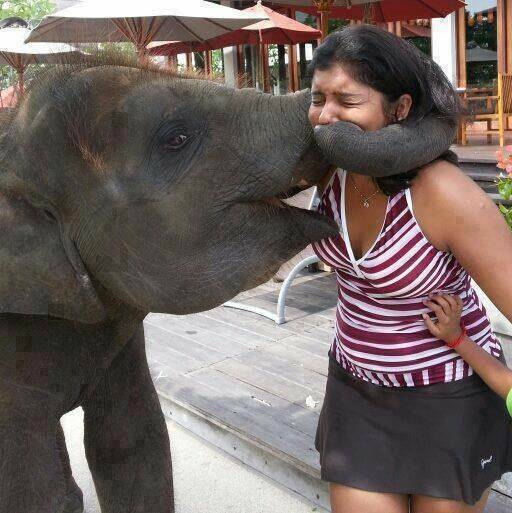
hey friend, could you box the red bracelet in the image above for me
[446,321,466,349]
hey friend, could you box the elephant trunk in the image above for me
[313,116,457,177]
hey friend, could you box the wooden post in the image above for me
[286,7,300,94]
[204,51,212,75]
[387,22,395,34]
[395,21,402,37]
[316,16,323,45]
[506,0,512,129]
[320,10,329,40]
[185,52,193,72]
[259,43,271,93]
[498,0,506,75]
[456,7,467,88]
[313,0,334,40]
[236,45,244,87]
[287,44,299,92]
[507,0,512,73]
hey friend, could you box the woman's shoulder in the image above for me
[413,158,470,191]
[411,158,488,207]
[408,158,491,252]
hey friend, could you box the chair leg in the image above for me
[487,120,492,144]
[499,114,505,147]
[461,122,467,146]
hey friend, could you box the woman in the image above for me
[309,25,512,513]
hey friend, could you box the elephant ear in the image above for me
[313,116,457,177]
[0,193,106,323]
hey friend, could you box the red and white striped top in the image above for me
[312,169,502,387]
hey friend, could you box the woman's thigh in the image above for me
[330,483,409,513]
[410,487,491,513]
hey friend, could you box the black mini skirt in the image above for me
[315,356,512,505]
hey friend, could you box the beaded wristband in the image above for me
[446,321,466,349]
[507,388,512,418]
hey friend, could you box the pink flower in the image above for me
[507,164,512,175]
[505,145,512,152]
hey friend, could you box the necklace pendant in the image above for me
[363,200,370,208]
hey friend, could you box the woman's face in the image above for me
[308,63,408,131]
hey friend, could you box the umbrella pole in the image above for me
[16,67,24,96]
[313,0,334,41]
[136,44,148,65]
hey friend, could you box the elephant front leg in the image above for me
[82,325,174,513]
[0,382,81,513]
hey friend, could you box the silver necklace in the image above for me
[349,173,380,208]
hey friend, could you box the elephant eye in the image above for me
[166,134,189,150]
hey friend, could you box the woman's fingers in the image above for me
[424,299,449,323]
[422,313,439,335]
[441,294,458,311]
[430,295,452,316]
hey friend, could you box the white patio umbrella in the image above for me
[0,26,84,94]
[25,0,268,61]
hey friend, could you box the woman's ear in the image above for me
[395,94,413,121]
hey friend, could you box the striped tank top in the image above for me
[312,168,502,387]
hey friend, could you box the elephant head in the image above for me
[0,60,455,322]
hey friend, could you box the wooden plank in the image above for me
[201,307,296,341]
[152,311,275,347]
[264,343,328,375]
[186,366,320,436]
[145,314,250,356]
[145,342,205,376]
[237,348,327,394]
[144,322,227,364]
[149,361,321,471]
[213,357,325,406]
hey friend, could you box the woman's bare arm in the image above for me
[416,161,512,323]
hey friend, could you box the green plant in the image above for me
[496,146,512,230]
[0,0,53,25]
[0,0,54,89]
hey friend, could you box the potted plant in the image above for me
[496,146,512,230]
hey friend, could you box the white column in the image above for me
[431,14,458,86]
[220,0,239,87]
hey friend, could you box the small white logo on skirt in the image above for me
[481,455,493,469]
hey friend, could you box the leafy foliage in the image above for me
[0,0,53,25]
[0,0,54,89]
[496,147,512,230]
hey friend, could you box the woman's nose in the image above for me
[317,105,341,125]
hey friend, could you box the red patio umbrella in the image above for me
[148,1,320,52]
[269,0,464,38]
[149,1,321,91]
[273,0,464,21]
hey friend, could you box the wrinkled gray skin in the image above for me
[0,62,454,513]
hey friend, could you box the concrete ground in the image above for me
[61,408,325,513]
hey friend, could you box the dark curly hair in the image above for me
[309,25,463,195]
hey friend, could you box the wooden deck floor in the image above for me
[145,271,511,512]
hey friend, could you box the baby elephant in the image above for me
[0,59,454,513]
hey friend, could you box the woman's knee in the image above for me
[329,483,409,513]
